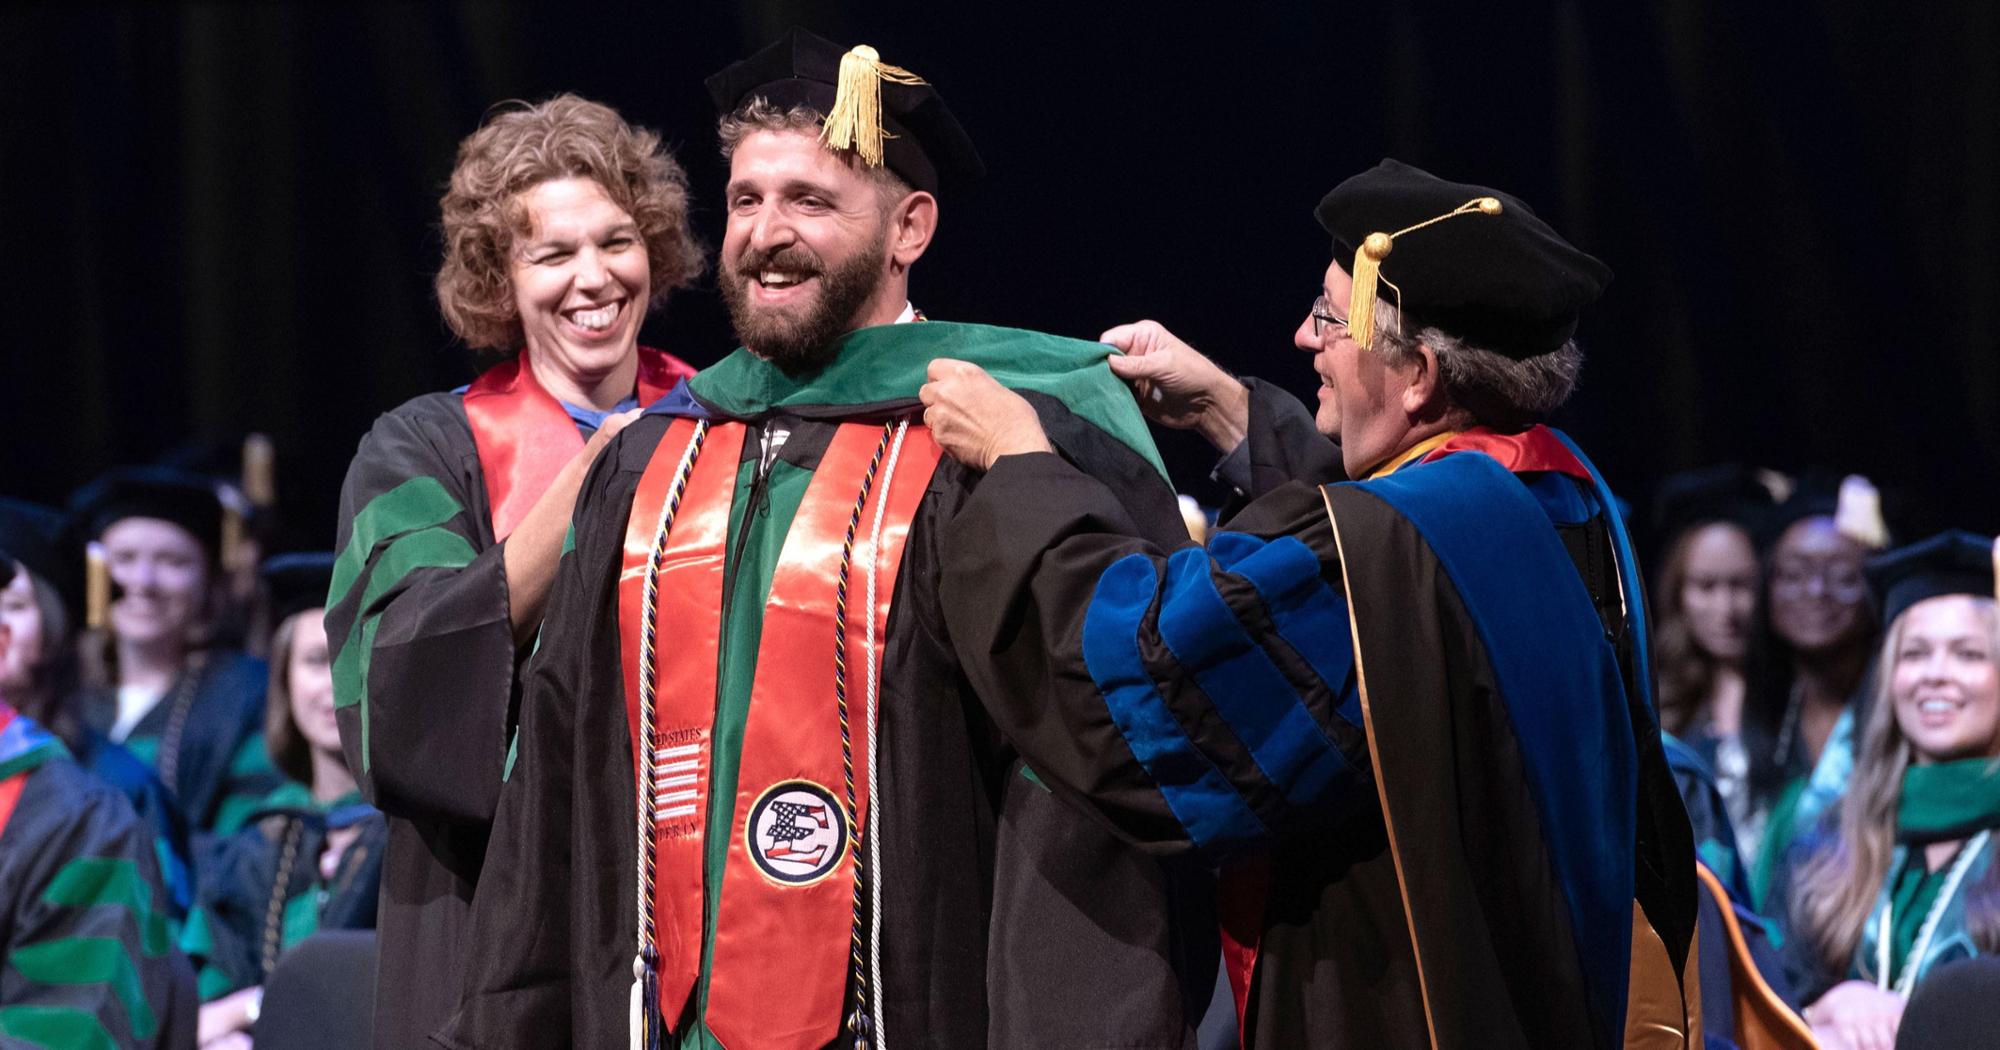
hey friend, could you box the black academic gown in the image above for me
[183,792,387,999]
[1,720,196,1049]
[76,649,277,837]
[327,392,518,1049]
[936,382,1698,1049]
[440,391,1215,1050]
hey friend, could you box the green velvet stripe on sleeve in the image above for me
[329,476,464,613]
[0,1005,120,1050]
[329,525,479,774]
[331,525,480,711]
[8,938,156,1040]
[41,857,171,958]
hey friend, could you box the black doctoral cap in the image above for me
[1760,469,1889,553]
[705,28,985,196]
[68,466,226,560]
[1650,464,1784,549]
[0,498,81,618]
[261,551,335,627]
[1315,159,1613,360]
[1865,530,1998,628]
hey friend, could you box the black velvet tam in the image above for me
[68,466,225,558]
[1316,159,1612,359]
[0,497,73,606]
[261,551,336,626]
[1865,530,1996,628]
[1650,464,1781,546]
[704,27,984,195]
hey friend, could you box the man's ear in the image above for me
[889,190,938,272]
[1398,340,1444,417]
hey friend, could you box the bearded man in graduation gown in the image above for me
[439,30,1213,1050]
[919,160,1702,1048]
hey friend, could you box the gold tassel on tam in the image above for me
[820,44,928,168]
[242,433,276,509]
[1347,196,1504,350]
[1347,232,1395,350]
[86,544,111,629]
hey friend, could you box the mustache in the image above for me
[731,245,823,277]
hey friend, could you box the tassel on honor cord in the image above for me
[630,951,663,1050]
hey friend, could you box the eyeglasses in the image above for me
[1770,561,1868,603]
[1310,293,1349,339]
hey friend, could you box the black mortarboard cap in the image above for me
[1652,465,1783,544]
[1315,159,1612,359]
[1758,469,1888,552]
[261,552,335,626]
[1865,531,1998,628]
[705,28,984,195]
[0,498,80,618]
[68,466,226,560]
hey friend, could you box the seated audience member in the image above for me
[1785,531,2000,1049]
[1649,465,1781,897]
[67,469,281,836]
[0,496,195,920]
[0,560,195,1049]
[183,554,384,1048]
[1742,474,1886,888]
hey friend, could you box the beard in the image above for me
[721,227,889,375]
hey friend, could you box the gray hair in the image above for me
[1370,302,1583,429]
[717,96,913,210]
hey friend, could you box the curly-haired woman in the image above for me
[326,94,701,1046]
[1785,531,2000,1050]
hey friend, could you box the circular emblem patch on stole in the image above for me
[745,780,849,885]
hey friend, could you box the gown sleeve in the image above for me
[941,431,1373,863]
[0,761,191,1050]
[437,425,650,1050]
[328,396,518,827]
[1235,377,1346,500]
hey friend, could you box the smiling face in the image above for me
[284,609,341,758]
[100,518,208,647]
[719,129,916,371]
[1294,260,1425,476]
[1678,522,1760,663]
[1890,595,2000,764]
[509,177,650,402]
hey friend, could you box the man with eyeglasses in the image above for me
[919,159,1701,1047]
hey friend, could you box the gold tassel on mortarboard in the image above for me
[86,544,111,630]
[221,434,275,582]
[242,434,275,509]
[1348,197,1504,350]
[820,45,928,169]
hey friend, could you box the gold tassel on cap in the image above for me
[1348,196,1504,350]
[223,433,275,586]
[242,433,276,509]
[87,543,111,629]
[220,492,249,580]
[820,44,928,168]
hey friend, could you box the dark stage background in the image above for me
[4,2,1996,555]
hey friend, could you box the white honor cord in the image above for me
[864,418,909,1050]
[1877,828,1990,995]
